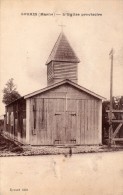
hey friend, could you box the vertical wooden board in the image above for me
[54,113,65,143]
[23,119,26,139]
[26,99,30,144]
[8,112,10,133]
[76,100,80,144]
[93,100,96,144]
[92,100,95,144]
[47,99,52,144]
[68,113,72,142]
[52,99,56,144]
[41,99,48,144]
[67,99,77,111]
[55,115,59,140]
[48,99,55,144]
[36,98,41,145]
[37,99,41,144]
[97,101,100,144]
[89,100,92,144]
[45,99,50,144]
[46,99,49,143]
[87,100,91,144]
[54,98,66,144]
[94,101,98,144]
[4,115,6,132]
[58,98,65,111]
[30,99,33,144]
[92,101,94,144]
[93,100,97,144]
[30,98,37,145]
[90,100,95,144]
[62,114,66,144]
[96,101,99,144]
[35,98,39,145]
[35,98,39,144]
[91,100,95,144]
[55,114,58,142]
[67,112,72,143]
[84,100,88,144]
[54,99,58,143]
[38,98,42,131]
[66,112,70,143]
[98,101,102,144]
[15,119,18,138]
[38,98,48,145]
[67,99,78,143]
[36,99,40,145]
[72,114,77,141]
[13,106,16,137]
[37,98,42,144]
[80,100,85,144]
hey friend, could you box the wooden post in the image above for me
[65,94,68,112]
[109,48,114,147]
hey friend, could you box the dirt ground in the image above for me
[0,134,123,157]
[1,152,123,195]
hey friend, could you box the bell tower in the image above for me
[46,32,80,86]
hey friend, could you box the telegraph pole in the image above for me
[109,48,114,147]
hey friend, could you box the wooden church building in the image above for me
[4,32,105,145]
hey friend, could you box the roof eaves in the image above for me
[24,79,106,100]
[66,80,106,100]
[24,80,66,99]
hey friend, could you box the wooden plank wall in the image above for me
[54,62,77,80]
[5,99,26,143]
[30,97,101,145]
[78,99,99,145]
[29,83,102,145]
[47,61,78,85]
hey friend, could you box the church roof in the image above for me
[46,32,80,65]
[24,79,106,100]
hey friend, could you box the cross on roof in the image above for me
[58,24,66,32]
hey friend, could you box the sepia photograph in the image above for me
[0,0,123,194]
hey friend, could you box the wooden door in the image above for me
[54,111,77,144]
[66,111,77,144]
[66,99,78,144]
[53,98,80,144]
[54,112,65,144]
[54,98,78,144]
[54,98,66,144]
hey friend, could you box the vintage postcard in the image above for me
[0,0,123,195]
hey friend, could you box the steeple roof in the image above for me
[46,32,80,65]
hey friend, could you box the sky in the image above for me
[0,0,123,115]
